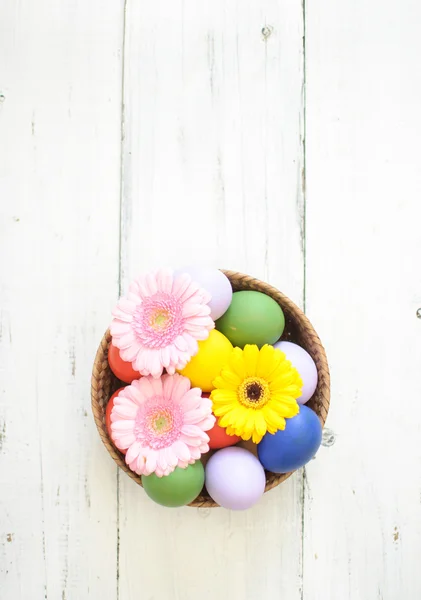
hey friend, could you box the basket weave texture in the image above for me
[91,270,330,508]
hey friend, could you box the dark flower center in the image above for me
[246,383,263,401]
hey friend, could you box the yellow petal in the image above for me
[254,410,268,438]
[243,411,257,439]
[211,389,237,404]
[269,373,291,392]
[229,347,246,379]
[220,368,241,390]
[255,344,276,379]
[230,406,249,431]
[262,404,287,432]
[219,412,235,428]
[243,345,259,376]
[271,397,300,418]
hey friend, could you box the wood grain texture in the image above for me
[304,0,421,598]
[3,0,421,596]
[0,1,123,598]
[119,1,305,599]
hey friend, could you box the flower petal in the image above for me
[156,268,173,293]
[125,441,142,464]
[229,347,246,379]
[172,440,191,462]
[243,345,259,377]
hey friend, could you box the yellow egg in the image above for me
[179,330,233,391]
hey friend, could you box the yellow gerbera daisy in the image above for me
[210,344,303,444]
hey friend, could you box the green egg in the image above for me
[141,461,205,507]
[215,290,285,348]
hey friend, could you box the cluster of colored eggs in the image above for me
[106,267,323,510]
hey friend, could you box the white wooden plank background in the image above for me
[1,0,420,598]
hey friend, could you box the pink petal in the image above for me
[110,321,132,336]
[145,272,158,296]
[180,434,202,447]
[147,349,164,378]
[123,382,145,406]
[184,327,211,341]
[171,374,192,401]
[181,333,198,355]
[172,273,192,300]
[165,446,178,468]
[111,419,136,432]
[127,294,142,309]
[181,424,208,439]
[135,276,151,299]
[172,440,191,462]
[189,447,201,460]
[111,403,138,420]
[199,289,212,304]
[178,281,202,304]
[196,415,216,431]
[157,450,167,472]
[136,453,147,474]
[162,374,175,400]
[136,375,158,400]
[116,298,137,315]
[111,308,133,324]
[182,301,209,318]
[116,330,137,349]
[145,451,158,474]
[120,342,141,363]
[115,433,136,449]
[183,406,213,424]
[175,388,201,408]
[160,346,171,368]
[156,268,173,293]
[174,335,188,352]
[174,352,191,370]
[149,376,163,397]
[127,454,138,473]
[125,441,142,464]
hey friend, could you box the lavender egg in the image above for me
[274,341,318,404]
[205,447,266,510]
[174,266,232,321]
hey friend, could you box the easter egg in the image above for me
[175,266,233,320]
[274,341,318,404]
[257,406,322,473]
[108,342,141,384]
[215,291,285,348]
[208,421,241,449]
[201,392,240,449]
[106,388,127,455]
[141,461,205,507]
[205,447,266,510]
[179,330,233,391]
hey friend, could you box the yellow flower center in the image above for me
[150,309,170,331]
[238,377,271,409]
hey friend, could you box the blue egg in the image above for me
[257,406,322,473]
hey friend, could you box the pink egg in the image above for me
[274,341,318,404]
[174,266,232,321]
[205,447,266,510]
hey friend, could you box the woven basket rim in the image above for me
[91,270,331,508]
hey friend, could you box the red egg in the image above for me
[203,393,241,449]
[105,388,127,455]
[108,342,141,383]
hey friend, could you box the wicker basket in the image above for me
[91,270,330,508]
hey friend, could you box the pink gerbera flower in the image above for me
[110,374,215,477]
[110,268,214,378]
